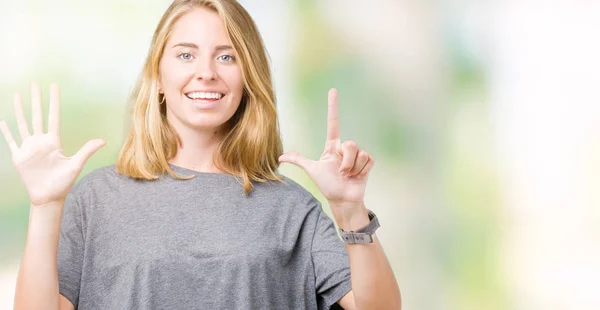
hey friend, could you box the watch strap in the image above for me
[339,209,380,244]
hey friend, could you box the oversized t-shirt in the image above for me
[57,164,352,309]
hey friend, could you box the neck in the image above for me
[167,122,225,174]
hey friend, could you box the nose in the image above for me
[194,58,217,81]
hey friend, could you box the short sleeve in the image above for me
[57,191,85,307]
[310,202,353,310]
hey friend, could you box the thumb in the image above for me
[278,152,314,171]
[73,139,106,166]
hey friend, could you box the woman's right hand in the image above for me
[0,83,106,208]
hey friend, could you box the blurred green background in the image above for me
[2,1,600,309]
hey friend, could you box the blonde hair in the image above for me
[116,0,283,194]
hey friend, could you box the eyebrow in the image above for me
[171,42,233,51]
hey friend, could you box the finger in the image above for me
[73,139,106,166]
[13,93,31,141]
[0,121,19,154]
[31,83,44,135]
[48,83,60,135]
[348,149,370,177]
[356,155,375,179]
[338,140,358,175]
[278,152,316,172]
[326,88,340,143]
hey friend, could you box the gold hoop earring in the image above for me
[159,94,166,104]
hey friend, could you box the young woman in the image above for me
[4,0,401,309]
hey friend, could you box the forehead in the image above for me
[168,7,231,46]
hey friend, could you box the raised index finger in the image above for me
[326,88,340,142]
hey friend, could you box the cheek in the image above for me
[161,60,193,88]
[224,67,244,95]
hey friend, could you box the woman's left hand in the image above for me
[278,88,375,210]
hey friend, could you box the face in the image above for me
[158,7,244,133]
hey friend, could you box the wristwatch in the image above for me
[339,209,380,244]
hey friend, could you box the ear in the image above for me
[158,81,163,94]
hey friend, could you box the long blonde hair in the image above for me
[116,0,283,194]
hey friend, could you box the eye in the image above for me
[177,52,194,61]
[218,54,235,62]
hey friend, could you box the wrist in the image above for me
[330,202,370,231]
[30,199,65,211]
[28,201,65,239]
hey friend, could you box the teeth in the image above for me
[186,92,223,100]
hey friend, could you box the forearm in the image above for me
[332,203,401,310]
[14,201,64,310]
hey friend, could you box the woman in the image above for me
[3,0,401,309]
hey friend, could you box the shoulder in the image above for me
[251,174,321,209]
[70,164,129,198]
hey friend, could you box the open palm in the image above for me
[0,83,105,206]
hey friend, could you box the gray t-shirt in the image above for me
[58,164,352,310]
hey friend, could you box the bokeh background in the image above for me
[1,0,600,309]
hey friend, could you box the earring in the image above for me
[159,94,166,104]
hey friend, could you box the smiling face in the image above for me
[158,6,244,133]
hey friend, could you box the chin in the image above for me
[186,117,229,131]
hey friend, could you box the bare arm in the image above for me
[14,201,74,310]
[334,205,401,310]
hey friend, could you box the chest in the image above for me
[83,193,306,270]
